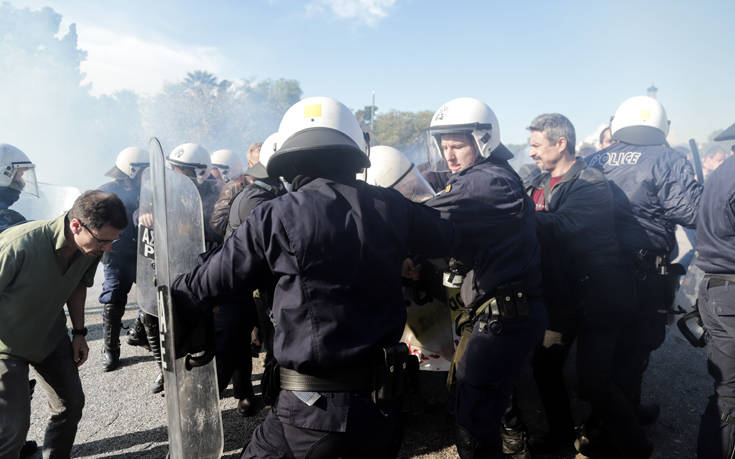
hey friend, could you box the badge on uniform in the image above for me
[445,184,451,193]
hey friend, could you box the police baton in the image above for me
[688,138,705,183]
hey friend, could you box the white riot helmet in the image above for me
[610,96,670,146]
[366,145,435,203]
[210,149,244,183]
[0,143,38,196]
[106,146,149,180]
[428,97,509,172]
[167,142,212,184]
[247,132,280,179]
[269,97,370,180]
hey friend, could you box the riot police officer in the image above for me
[142,142,220,393]
[586,96,702,418]
[210,148,244,190]
[98,146,149,371]
[695,130,735,458]
[171,96,457,458]
[0,143,40,458]
[424,98,547,458]
[0,143,38,231]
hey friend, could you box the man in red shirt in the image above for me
[524,114,652,458]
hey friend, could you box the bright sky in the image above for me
[9,0,735,146]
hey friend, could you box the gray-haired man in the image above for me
[525,113,651,457]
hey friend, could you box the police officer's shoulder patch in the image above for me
[445,184,451,193]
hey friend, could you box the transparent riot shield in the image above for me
[135,168,157,315]
[149,137,223,459]
[12,182,80,220]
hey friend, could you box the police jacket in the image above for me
[196,179,223,246]
[171,177,456,373]
[586,142,702,254]
[226,178,284,237]
[0,208,25,233]
[695,155,735,274]
[426,153,543,305]
[98,179,140,262]
[209,174,255,238]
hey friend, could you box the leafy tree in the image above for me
[141,74,302,158]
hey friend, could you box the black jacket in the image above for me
[586,142,702,254]
[527,158,623,331]
[696,155,735,274]
[528,158,622,278]
[172,178,456,373]
[426,155,543,305]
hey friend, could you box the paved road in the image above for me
[25,276,709,458]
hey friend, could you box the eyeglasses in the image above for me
[79,221,118,246]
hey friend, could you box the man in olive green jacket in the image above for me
[0,190,127,458]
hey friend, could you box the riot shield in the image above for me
[12,182,80,221]
[400,258,463,372]
[401,295,455,371]
[149,137,223,459]
[135,168,157,315]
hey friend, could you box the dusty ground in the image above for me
[25,276,709,458]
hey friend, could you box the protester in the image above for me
[0,191,126,458]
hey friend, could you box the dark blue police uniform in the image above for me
[586,141,702,406]
[97,180,141,306]
[426,152,547,458]
[695,155,735,459]
[0,207,25,233]
[172,177,456,458]
[0,186,27,232]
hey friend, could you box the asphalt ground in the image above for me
[25,276,710,459]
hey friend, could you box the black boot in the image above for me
[101,303,125,371]
[142,313,164,394]
[501,424,531,459]
[456,424,493,459]
[127,314,150,350]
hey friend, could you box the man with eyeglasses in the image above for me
[0,190,127,458]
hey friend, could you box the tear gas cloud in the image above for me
[0,4,298,191]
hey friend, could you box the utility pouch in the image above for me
[372,343,416,403]
[494,281,529,322]
[261,359,281,406]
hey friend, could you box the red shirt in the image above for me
[532,176,563,212]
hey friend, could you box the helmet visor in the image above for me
[393,166,436,203]
[9,163,38,197]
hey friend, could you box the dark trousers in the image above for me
[534,268,648,455]
[454,301,546,458]
[98,259,136,306]
[698,277,735,459]
[243,391,401,459]
[628,270,678,406]
[215,303,255,399]
[0,336,85,458]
